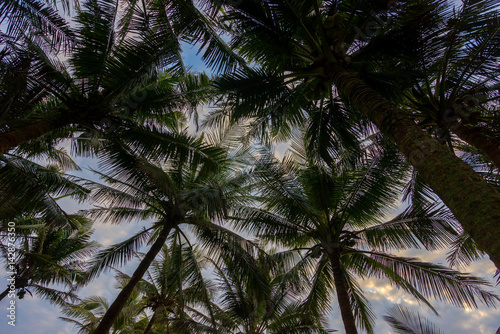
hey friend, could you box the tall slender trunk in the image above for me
[449,122,500,169]
[0,288,10,301]
[329,64,500,269]
[0,116,74,152]
[329,252,358,334]
[143,308,158,334]
[93,223,173,334]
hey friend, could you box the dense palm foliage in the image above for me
[0,0,499,333]
[210,0,500,269]
[0,214,98,304]
[378,0,500,182]
[209,250,331,333]
[0,0,241,153]
[229,144,498,333]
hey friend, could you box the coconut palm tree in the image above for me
[62,238,219,334]
[114,238,221,334]
[0,0,242,154]
[211,0,500,269]
[230,143,499,334]
[362,0,500,170]
[0,215,98,305]
[209,250,332,334]
[0,143,97,304]
[81,128,261,333]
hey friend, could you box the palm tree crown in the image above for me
[231,143,499,333]
[0,215,98,305]
[210,250,331,334]
[209,0,500,270]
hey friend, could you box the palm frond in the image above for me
[353,251,499,310]
[85,227,153,281]
[383,305,445,334]
[447,232,485,269]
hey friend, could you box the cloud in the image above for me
[340,253,500,334]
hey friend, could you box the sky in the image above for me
[1,20,500,334]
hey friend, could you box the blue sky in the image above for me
[1,31,500,334]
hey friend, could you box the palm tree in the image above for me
[62,239,219,334]
[81,129,260,333]
[115,239,220,334]
[209,250,332,334]
[61,294,146,333]
[230,144,499,334]
[0,215,98,305]
[0,145,96,304]
[365,0,500,170]
[211,0,500,269]
[0,0,242,154]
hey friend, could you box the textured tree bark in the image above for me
[93,223,173,334]
[0,117,74,152]
[329,64,500,270]
[329,253,358,334]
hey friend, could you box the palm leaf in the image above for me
[85,227,153,281]
[384,305,445,334]
[354,251,499,310]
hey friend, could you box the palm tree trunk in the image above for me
[93,223,173,334]
[449,122,500,169]
[143,308,158,334]
[329,253,358,334]
[0,288,10,301]
[0,117,74,152]
[329,64,500,270]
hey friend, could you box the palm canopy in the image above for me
[63,238,218,334]
[377,0,500,171]
[210,0,428,128]
[125,239,218,334]
[208,0,500,270]
[0,213,98,305]
[82,128,268,333]
[83,132,241,285]
[229,143,499,334]
[214,0,498,107]
[209,249,332,334]
[211,0,499,157]
[0,0,243,153]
